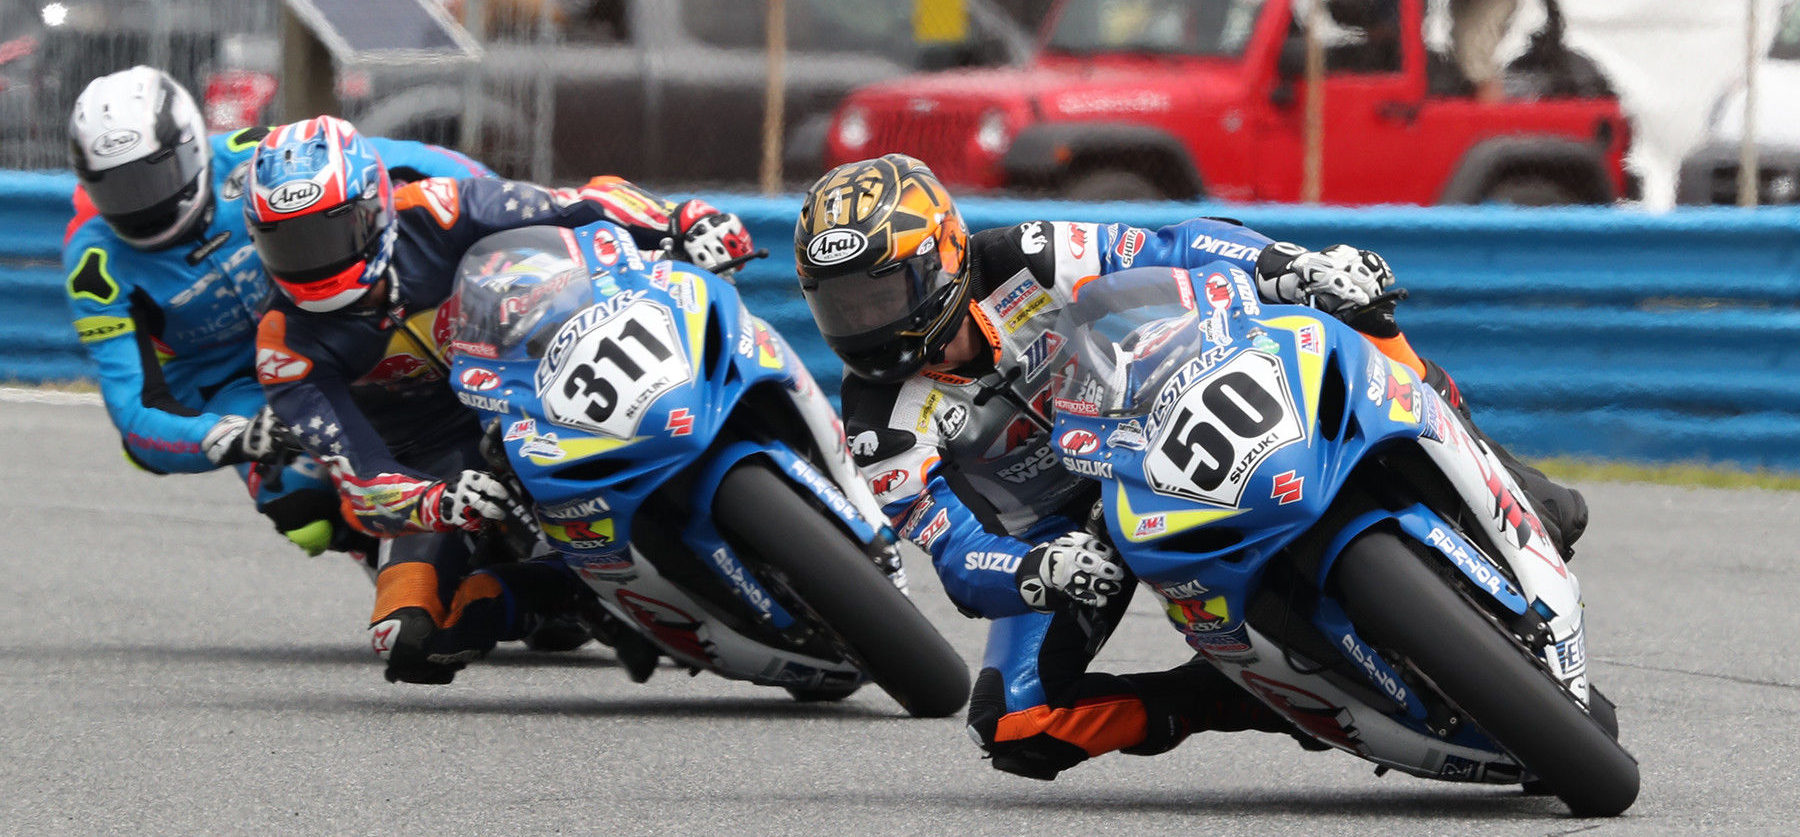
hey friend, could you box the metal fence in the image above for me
[4,0,1789,209]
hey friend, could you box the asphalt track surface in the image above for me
[3,390,1797,835]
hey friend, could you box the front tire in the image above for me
[715,461,971,718]
[1334,531,1639,817]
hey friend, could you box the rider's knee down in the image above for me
[966,667,1091,780]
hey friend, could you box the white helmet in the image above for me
[68,66,212,250]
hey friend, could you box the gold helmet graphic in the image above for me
[795,154,969,383]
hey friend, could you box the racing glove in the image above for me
[422,470,526,533]
[666,199,756,275]
[1015,531,1129,612]
[201,405,286,466]
[1255,242,1398,333]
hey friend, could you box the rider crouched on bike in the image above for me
[245,116,756,685]
[62,66,492,568]
[793,153,1586,780]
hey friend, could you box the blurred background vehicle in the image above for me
[822,0,1629,205]
[0,0,1034,187]
[1677,0,1800,205]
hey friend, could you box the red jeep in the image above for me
[823,0,1629,205]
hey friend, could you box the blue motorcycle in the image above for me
[1045,265,1637,816]
[444,221,969,718]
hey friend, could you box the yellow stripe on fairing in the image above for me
[525,434,640,467]
[674,270,710,370]
[1254,315,1325,436]
[1114,480,1243,544]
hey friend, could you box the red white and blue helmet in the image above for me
[245,116,394,312]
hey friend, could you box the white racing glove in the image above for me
[201,405,286,466]
[427,470,523,533]
[1255,242,1394,316]
[665,199,757,275]
[1016,531,1129,612]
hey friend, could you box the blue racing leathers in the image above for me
[63,126,491,551]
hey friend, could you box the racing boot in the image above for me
[523,612,593,653]
[1421,360,1588,560]
[1118,656,1328,756]
[371,607,463,685]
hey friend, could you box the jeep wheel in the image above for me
[1482,175,1580,206]
[1061,169,1164,202]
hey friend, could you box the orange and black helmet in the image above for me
[795,154,969,384]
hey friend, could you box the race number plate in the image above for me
[1144,350,1304,507]
[537,295,691,439]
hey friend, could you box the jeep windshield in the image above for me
[1045,0,1263,57]
[1772,0,1800,61]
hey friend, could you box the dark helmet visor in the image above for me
[802,249,952,339]
[247,193,387,284]
[77,140,207,219]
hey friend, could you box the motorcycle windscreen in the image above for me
[1053,267,1210,418]
[449,225,597,361]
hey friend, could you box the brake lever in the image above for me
[476,418,541,565]
[709,248,769,281]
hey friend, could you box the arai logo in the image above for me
[91,129,142,158]
[806,229,867,266]
[266,181,324,213]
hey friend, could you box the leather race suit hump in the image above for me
[842,217,1274,618]
[62,127,491,475]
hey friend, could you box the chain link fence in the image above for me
[0,0,1791,208]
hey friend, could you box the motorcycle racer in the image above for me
[246,115,755,684]
[793,153,1587,780]
[62,66,493,566]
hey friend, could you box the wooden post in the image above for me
[1301,0,1325,204]
[760,0,788,196]
[1738,0,1760,208]
[279,5,337,121]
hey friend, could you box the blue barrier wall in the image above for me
[7,170,1799,470]
[0,171,83,383]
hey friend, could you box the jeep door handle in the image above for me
[1378,101,1419,123]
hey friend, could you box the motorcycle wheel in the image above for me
[1334,531,1639,817]
[714,461,971,718]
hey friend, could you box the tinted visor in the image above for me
[802,249,953,340]
[79,139,207,219]
[248,193,387,284]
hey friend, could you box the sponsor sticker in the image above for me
[806,228,868,265]
[459,366,501,392]
[91,129,142,158]
[1018,221,1047,255]
[1113,227,1146,267]
[1059,428,1099,455]
[1271,470,1304,505]
[503,418,537,441]
[1133,514,1166,539]
[266,180,323,213]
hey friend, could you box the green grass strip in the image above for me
[1533,457,1800,491]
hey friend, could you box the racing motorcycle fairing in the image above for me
[445,222,898,675]
[1044,263,1596,777]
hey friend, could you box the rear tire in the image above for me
[1482,175,1580,206]
[1061,168,1164,201]
[1334,531,1638,817]
[715,461,971,718]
